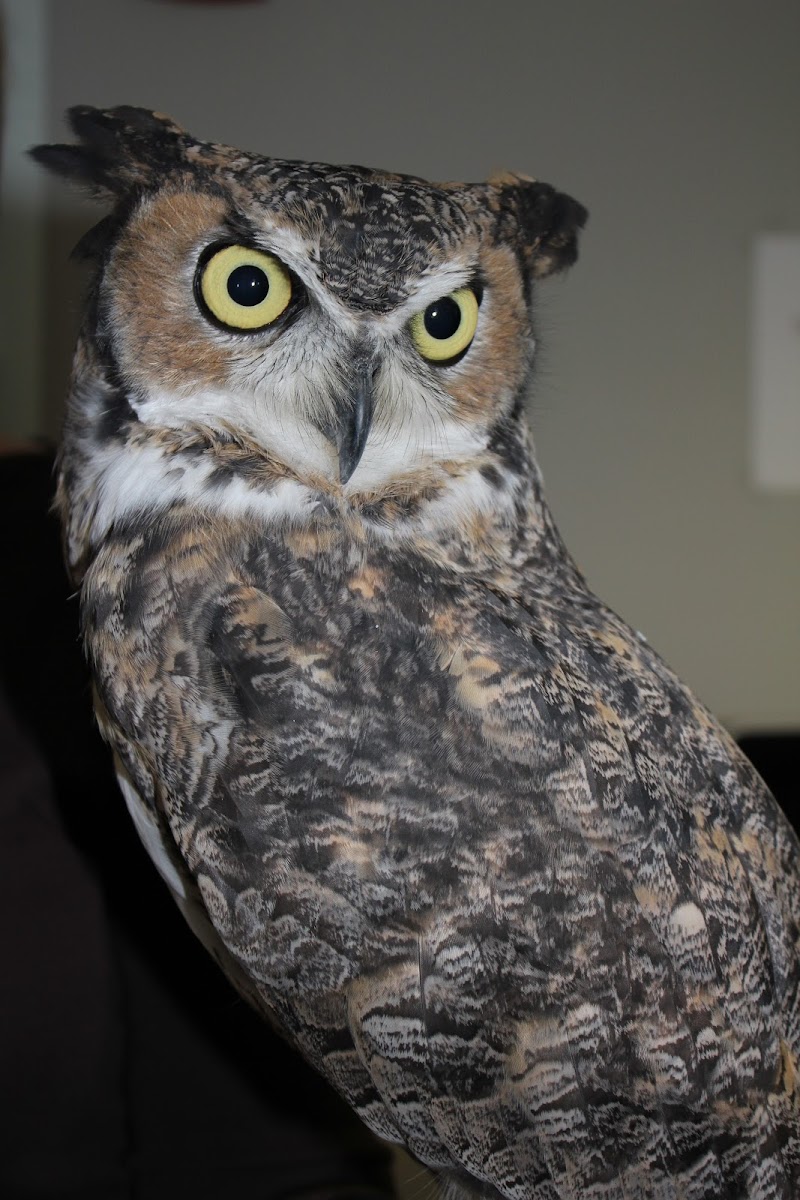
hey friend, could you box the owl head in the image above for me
[34,106,586,574]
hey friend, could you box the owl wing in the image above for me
[85,528,410,1148]
[84,523,800,1196]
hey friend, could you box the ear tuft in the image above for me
[30,105,191,199]
[491,175,588,279]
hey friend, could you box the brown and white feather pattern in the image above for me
[34,107,800,1199]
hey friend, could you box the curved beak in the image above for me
[336,357,375,485]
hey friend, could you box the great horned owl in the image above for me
[34,107,800,1200]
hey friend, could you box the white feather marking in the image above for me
[115,764,235,964]
[87,435,317,543]
[343,347,488,492]
[116,766,187,899]
[346,416,486,493]
[134,387,337,479]
[83,405,503,544]
[415,466,500,530]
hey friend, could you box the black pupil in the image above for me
[423,296,462,340]
[227,263,270,307]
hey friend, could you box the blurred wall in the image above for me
[4,0,799,730]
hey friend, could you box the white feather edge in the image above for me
[115,760,232,966]
[115,758,286,1036]
[116,761,187,899]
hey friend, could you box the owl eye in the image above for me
[409,287,480,363]
[196,244,293,331]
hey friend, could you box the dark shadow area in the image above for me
[737,733,799,833]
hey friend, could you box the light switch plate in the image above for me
[751,235,800,491]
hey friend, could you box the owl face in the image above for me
[34,107,586,565]
[102,182,532,490]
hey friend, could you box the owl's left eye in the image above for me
[196,244,293,331]
[409,287,480,363]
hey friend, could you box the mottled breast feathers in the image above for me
[80,506,800,1199]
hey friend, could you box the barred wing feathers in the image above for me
[82,510,800,1197]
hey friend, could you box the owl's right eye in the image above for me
[195,244,293,331]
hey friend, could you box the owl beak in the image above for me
[337,360,375,485]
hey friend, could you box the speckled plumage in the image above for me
[35,108,800,1199]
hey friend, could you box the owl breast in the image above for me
[82,503,800,1191]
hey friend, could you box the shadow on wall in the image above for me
[1,200,99,441]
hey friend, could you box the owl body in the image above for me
[35,108,800,1199]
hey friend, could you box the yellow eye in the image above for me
[409,287,479,362]
[197,244,292,331]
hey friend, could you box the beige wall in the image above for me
[5,0,799,730]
